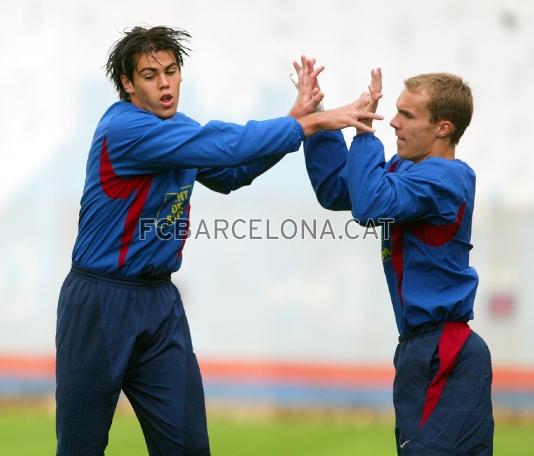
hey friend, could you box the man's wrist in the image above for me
[289,103,322,120]
[296,112,324,137]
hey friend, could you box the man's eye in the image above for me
[167,69,177,75]
[144,75,155,80]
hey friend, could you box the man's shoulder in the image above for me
[169,111,200,127]
[100,102,163,137]
[102,100,135,117]
[425,157,475,183]
[98,101,139,128]
[406,156,474,177]
[387,155,414,173]
[103,101,150,122]
[393,157,475,202]
[450,158,475,178]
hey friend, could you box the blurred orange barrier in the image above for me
[0,355,533,391]
[0,355,55,378]
[492,368,534,391]
[199,359,394,388]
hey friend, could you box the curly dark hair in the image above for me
[106,26,191,101]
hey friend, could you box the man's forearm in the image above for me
[295,101,381,138]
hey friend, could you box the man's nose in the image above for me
[159,74,170,88]
[390,115,399,130]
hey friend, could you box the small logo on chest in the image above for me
[156,186,192,225]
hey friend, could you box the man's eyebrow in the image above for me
[398,107,413,116]
[138,63,178,73]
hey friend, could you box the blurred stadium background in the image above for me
[1,0,534,454]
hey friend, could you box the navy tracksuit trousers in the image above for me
[393,322,494,455]
[56,265,210,455]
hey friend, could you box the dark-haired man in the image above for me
[300,68,494,454]
[55,26,380,456]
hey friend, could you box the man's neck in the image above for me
[427,139,455,161]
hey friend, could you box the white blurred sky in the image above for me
[1,0,534,209]
[1,0,534,364]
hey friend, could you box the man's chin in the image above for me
[156,107,178,119]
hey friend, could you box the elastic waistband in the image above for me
[398,321,469,342]
[70,263,171,287]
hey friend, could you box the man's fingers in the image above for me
[368,86,383,100]
[369,86,383,97]
[300,55,308,70]
[311,65,325,79]
[305,59,315,80]
[353,121,375,133]
[376,67,382,82]
[311,91,324,103]
[358,111,384,121]
[352,93,371,109]
[371,67,382,82]
[290,73,299,88]
[370,67,383,94]
[365,69,382,114]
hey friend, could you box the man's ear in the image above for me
[436,120,455,139]
[120,74,135,96]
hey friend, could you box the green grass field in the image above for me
[1,407,533,455]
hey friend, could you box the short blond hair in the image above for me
[404,73,473,144]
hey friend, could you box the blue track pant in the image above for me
[56,265,210,455]
[393,322,493,455]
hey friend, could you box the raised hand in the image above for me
[321,93,383,132]
[368,67,383,112]
[289,55,325,119]
[358,68,383,132]
[298,92,384,137]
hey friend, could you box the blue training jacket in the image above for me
[304,130,478,335]
[72,101,304,277]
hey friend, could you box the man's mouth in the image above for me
[160,94,174,107]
